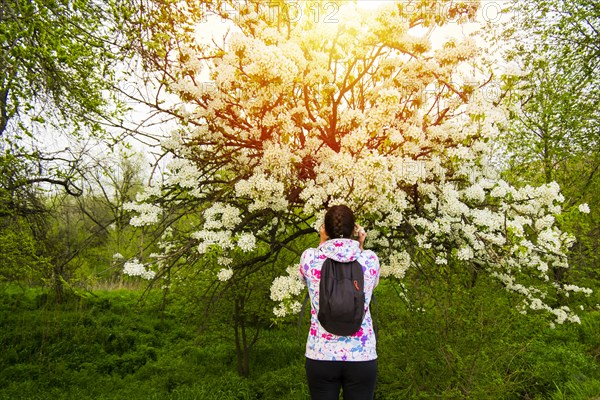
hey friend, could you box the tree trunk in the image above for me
[233,298,250,377]
[52,266,66,304]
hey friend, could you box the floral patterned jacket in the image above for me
[299,238,380,361]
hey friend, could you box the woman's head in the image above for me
[324,205,355,239]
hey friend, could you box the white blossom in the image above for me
[562,284,593,296]
[578,203,590,214]
[270,274,304,302]
[204,203,242,230]
[217,268,233,282]
[435,256,448,265]
[380,251,411,279]
[192,230,234,254]
[135,185,162,202]
[456,245,474,261]
[289,301,302,314]
[237,233,257,252]
[166,158,203,189]
[534,215,555,231]
[123,259,156,280]
[218,257,233,267]
[273,304,288,318]
[463,183,486,202]
[124,202,162,226]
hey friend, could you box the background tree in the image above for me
[489,0,600,291]
[0,0,143,298]
[74,147,148,284]
[0,0,131,192]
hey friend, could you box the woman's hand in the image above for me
[355,224,366,250]
[319,224,328,244]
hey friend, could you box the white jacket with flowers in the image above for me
[299,238,380,361]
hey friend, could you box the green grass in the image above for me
[1,283,599,399]
[0,287,309,399]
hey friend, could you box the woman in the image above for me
[299,205,381,400]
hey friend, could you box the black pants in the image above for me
[305,358,377,400]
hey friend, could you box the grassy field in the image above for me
[1,283,600,399]
[0,286,309,400]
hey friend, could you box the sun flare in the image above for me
[355,0,392,10]
[356,0,395,8]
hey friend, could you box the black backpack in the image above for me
[318,258,366,336]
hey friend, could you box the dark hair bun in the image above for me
[324,205,355,239]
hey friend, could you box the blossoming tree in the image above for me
[126,0,591,328]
